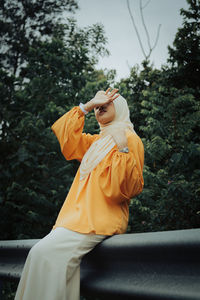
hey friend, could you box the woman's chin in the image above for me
[98,119,111,125]
[97,113,114,124]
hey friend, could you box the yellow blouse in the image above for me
[51,106,144,235]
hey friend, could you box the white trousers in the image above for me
[14,227,106,300]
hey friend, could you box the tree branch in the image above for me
[126,0,147,59]
[140,0,151,51]
[141,0,151,10]
[152,23,161,51]
[127,0,161,61]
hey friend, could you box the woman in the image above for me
[15,88,144,300]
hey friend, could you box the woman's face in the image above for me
[94,102,115,124]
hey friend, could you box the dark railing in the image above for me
[0,228,200,299]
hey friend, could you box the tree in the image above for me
[139,81,200,231]
[121,0,200,233]
[0,2,110,239]
[0,0,78,75]
[118,61,159,137]
[167,0,200,92]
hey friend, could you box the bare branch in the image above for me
[140,0,151,51]
[127,0,161,61]
[142,0,151,10]
[126,0,147,59]
[126,60,132,72]
[152,23,162,51]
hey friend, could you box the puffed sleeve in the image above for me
[99,131,144,204]
[51,106,98,161]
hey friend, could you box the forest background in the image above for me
[0,0,199,240]
[0,0,199,298]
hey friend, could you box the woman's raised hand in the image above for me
[84,88,119,112]
[93,88,119,107]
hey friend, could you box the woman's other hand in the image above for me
[111,129,128,151]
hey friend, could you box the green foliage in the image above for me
[0,0,78,74]
[167,0,200,91]
[139,84,200,231]
[1,0,199,242]
[1,1,200,298]
[0,0,110,239]
[125,0,200,233]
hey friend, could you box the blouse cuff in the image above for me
[79,103,88,115]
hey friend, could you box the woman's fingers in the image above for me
[93,88,120,107]
[112,94,120,101]
[105,88,119,96]
[111,88,119,95]
[109,89,119,101]
[105,88,111,94]
[109,88,118,96]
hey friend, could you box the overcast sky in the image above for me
[72,0,188,80]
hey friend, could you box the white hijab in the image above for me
[79,95,134,180]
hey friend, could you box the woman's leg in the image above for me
[14,227,106,300]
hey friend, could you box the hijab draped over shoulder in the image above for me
[79,95,135,180]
